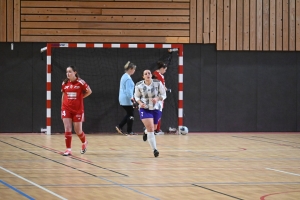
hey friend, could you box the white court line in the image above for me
[0,166,67,200]
[266,168,300,176]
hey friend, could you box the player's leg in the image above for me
[155,101,164,134]
[124,106,135,135]
[151,110,162,157]
[73,113,88,154]
[142,118,157,152]
[62,117,73,156]
[139,108,150,141]
[116,106,130,135]
[155,120,162,134]
[141,110,160,157]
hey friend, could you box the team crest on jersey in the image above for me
[70,85,73,89]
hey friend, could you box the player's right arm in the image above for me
[134,81,146,108]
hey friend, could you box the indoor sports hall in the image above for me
[1,1,300,199]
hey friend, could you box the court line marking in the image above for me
[0,166,67,200]
[251,136,300,144]
[25,181,300,187]
[266,168,300,177]
[260,190,300,200]
[2,139,159,200]
[232,136,300,148]
[0,179,35,200]
[127,135,231,160]
[11,137,128,177]
[192,184,244,200]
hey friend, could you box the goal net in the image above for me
[44,43,183,134]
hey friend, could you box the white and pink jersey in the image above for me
[61,78,89,113]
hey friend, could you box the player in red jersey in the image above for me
[152,61,169,135]
[61,66,92,156]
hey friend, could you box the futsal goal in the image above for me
[41,43,183,135]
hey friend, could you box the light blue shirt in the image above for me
[119,73,134,105]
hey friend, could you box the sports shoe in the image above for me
[63,149,72,156]
[143,128,147,142]
[128,132,138,135]
[81,141,88,154]
[169,127,177,132]
[154,149,159,157]
[116,126,125,135]
[155,130,164,135]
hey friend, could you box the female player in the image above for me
[134,70,166,157]
[116,61,137,135]
[61,66,92,156]
[152,61,169,134]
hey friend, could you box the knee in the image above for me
[129,116,134,121]
[64,126,72,132]
[146,126,155,132]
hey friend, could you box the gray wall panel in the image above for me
[257,53,297,131]
[0,43,33,132]
[296,52,300,131]
[216,52,257,131]
[183,44,202,131]
[200,45,217,131]
[32,43,47,132]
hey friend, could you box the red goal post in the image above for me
[42,43,184,135]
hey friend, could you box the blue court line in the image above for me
[0,179,35,200]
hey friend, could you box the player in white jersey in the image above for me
[134,70,166,157]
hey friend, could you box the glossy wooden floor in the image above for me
[0,133,299,200]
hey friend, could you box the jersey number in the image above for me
[62,110,66,116]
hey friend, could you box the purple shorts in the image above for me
[139,108,162,124]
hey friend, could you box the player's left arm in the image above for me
[83,86,92,98]
[158,81,166,101]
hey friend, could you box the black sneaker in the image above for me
[143,128,147,141]
[154,149,159,157]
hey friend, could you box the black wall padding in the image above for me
[256,52,298,131]
[1,43,31,132]
[216,51,257,131]
[1,43,300,133]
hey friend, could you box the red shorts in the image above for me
[61,110,85,122]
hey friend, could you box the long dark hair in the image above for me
[152,61,166,79]
[156,61,167,70]
[63,65,79,84]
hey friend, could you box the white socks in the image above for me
[147,132,157,150]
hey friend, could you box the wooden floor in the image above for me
[0,133,299,200]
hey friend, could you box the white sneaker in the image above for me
[156,131,164,135]
[81,141,88,154]
[63,149,72,156]
[169,127,177,132]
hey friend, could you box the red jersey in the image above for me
[61,78,89,113]
[153,71,165,85]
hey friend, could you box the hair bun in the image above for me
[124,61,130,69]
